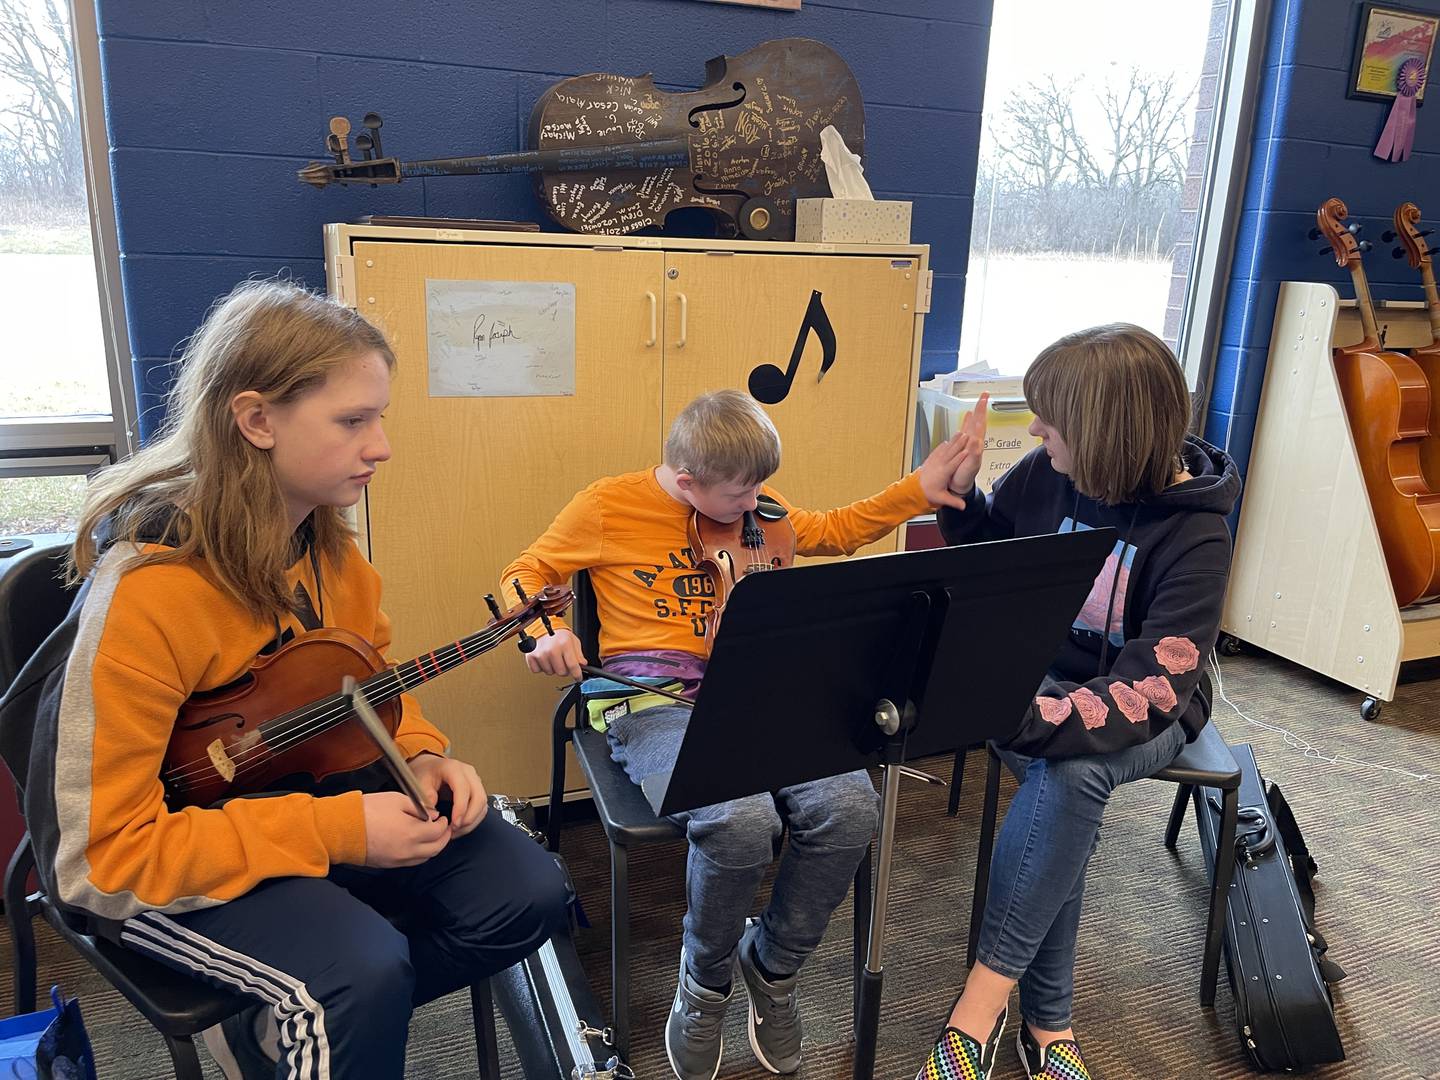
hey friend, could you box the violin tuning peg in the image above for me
[354,132,373,160]
[1393,246,1406,258]
[1421,229,1435,239]
[1382,229,1398,242]
[1347,222,1364,235]
[362,111,384,158]
[516,627,537,654]
[1428,245,1440,256]
[1317,246,1336,257]
[538,611,556,636]
[483,593,502,619]
[1307,226,1323,241]
[511,578,530,603]
[1357,239,1373,252]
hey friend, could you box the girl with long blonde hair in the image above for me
[21,279,567,1078]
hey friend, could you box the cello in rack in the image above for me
[1317,197,1440,606]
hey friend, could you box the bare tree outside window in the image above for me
[0,0,108,535]
[955,0,1229,379]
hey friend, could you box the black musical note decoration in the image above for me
[748,290,836,406]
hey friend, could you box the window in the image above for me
[0,0,133,535]
[955,0,1267,389]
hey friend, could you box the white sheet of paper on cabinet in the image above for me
[425,278,576,397]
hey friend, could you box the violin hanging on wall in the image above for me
[298,38,864,241]
[1316,197,1440,606]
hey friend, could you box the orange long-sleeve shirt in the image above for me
[40,537,447,921]
[500,468,932,657]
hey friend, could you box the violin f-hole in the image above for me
[688,82,746,128]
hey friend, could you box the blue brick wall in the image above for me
[1209,0,1440,476]
[97,0,993,440]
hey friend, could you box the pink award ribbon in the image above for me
[1375,57,1425,162]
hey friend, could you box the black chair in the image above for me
[546,570,873,1058]
[956,719,1240,1006]
[0,539,503,1079]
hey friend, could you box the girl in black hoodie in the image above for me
[916,324,1241,1080]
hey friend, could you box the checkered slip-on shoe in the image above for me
[915,1006,1007,1080]
[1017,1023,1093,1080]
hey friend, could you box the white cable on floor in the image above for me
[1209,650,1438,786]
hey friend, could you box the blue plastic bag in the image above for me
[0,986,96,1080]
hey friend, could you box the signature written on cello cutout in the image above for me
[472,314,520,351]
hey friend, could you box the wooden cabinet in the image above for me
[324,225,930,798]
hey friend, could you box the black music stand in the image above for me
[639,528,1115,1080]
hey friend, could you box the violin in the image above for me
[297,38,863,240]
[1390,201,1440,491]
[1317,197,1440,606]
[162,584,572,808]
[687,495,797,647]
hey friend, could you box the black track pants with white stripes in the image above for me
[120,811,570,1079]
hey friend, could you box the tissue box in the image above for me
[795,198,912,244]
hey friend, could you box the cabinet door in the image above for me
[353,242,663,797]
[661,252,920,557]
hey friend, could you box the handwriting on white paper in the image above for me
[426,279,576,397]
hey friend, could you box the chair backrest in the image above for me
[571,569,601,661]
[0,542,75,692]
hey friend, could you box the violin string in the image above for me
[164,621,526,788]
[164,615,527,782]
[163,614,528,786]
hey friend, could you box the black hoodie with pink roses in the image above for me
[938,434,1241,759]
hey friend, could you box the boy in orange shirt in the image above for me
[502,389,969,1080]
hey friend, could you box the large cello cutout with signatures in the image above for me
[162,585,572,808]
[1318,197,1440,606]
[298,38,863,240]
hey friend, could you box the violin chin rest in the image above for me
[755,494,788,521]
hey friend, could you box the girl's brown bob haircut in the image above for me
[1022,323,1191,505]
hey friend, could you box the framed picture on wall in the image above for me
[1350,3,1439,103]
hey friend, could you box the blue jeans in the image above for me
[975,720,1187,1030]
[607,704,879,988]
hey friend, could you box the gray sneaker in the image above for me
[665,947,731,1080]
[737,918,803,1074]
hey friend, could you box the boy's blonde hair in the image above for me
[1023,323,1191,505]
[71,278,396,622]
[664,389,781,487]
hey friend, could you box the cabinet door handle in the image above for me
[676,292,688,349]
[644,291,657,347]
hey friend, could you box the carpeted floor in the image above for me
[3,647,1437,1078]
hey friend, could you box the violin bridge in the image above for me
[206,739,237,783]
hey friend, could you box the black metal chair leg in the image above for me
[1164,783,1192,849]
[1200,785,1239,1007]
[611,843,631,1060]
[470,979,502,1080]
[163,1034,205,1080]
[5,835,37,1015]
[852,841,872,1025]
[947,749,966,816]
[967,749,1002,968]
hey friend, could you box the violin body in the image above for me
[528,38,864,239]
[166,628,397,809]
[1404,341,1440,491]
[688,495,797,646]
[161,585,572,808]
